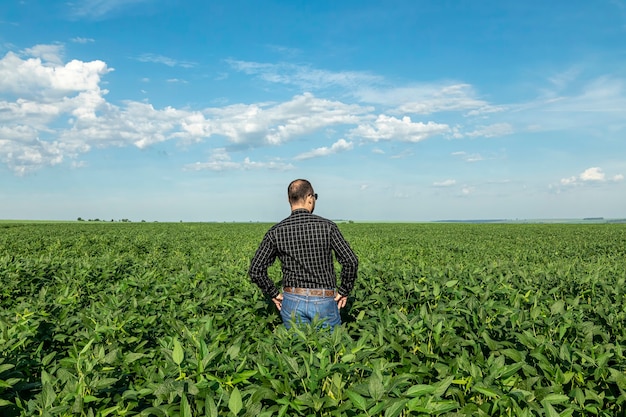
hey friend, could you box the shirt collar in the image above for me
[291,208,310,215]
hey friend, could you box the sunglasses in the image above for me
[309,193,318,200]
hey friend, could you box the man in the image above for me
[248,179,359,329]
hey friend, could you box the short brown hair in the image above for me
[288,179,314,204]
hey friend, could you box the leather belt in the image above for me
[283,287,336,297]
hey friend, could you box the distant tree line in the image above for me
[77,217,134,222]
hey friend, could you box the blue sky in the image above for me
[1,0,625,221]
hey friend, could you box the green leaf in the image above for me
[368,399,390,416]
[0,364,15,374]
[384,398,408,417]
[424,400,458,414]
[367,374,385,401]
[550,299,565,315]
[501,348,525,363]
[79,339,95,355]
[542,400,560,417]
[172,338,184,366]
[42,380,56,409]
[95,377,119,389]
[230,370,257,384]
[433,283,441,297]
[405,384,437,397]
[41,352,56,367]
[101,405,122,417]
[138,407,166,417]
[0,379,19,388]
[204,394,218,417]
[341,353,356,363]
[227,343,240,360]
[432,376,454,397]
[41,369,53,385]
[346,389,368,411]
[187,381,200,396]
[180,394,192,417]
[609,368,626,390]
[473,386,500,399]
[543,394,569,404]
[228,387,242,415]
[124,352,146,364]
[500,362,524,379]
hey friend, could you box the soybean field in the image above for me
[1,222,625,416]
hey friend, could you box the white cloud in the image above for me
[580,167,606,181]
[433,179,456,187]
[465,106,507,117]
[0,136,67,175]
[452,151,484,162]
[559,167,624,187]
[226,59,382,90]
[506,75,626,134]
[205,93,369,145]
[0,50,111,99]
[60,101,186,149]
[0,47,376,174]
[465,123,514,138]
[228,62,511,134]
[390,149,414,159]
[24,44,65,65]
[136,53,196,68]
[71,37,95,44]
[0,48,114,173]
[294,139,353,160]
[224,62,626,143]
[560,176,578,186]
[4,45,624,181]
[350,114,450,142]
[358,83,504,115]
[184,148,294,172]
[68,0,153,19]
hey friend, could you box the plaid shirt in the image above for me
[249,209,358,299]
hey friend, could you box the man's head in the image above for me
[288,179,317,213]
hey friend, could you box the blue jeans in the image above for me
[280,290,341,329]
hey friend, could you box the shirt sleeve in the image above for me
[330,225,359,296]
[248,231,281,298]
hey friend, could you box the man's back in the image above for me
[248,179,358,329]
[265,209,356,292]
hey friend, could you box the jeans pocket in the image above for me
[280,295,300,328]
[314,298,341,327]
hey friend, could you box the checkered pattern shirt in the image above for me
[249,208,359,299]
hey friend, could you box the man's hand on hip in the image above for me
[334,293,347,309]
[272,293,283,311]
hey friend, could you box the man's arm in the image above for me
[330,225,358,297]
[248,233,281,299]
